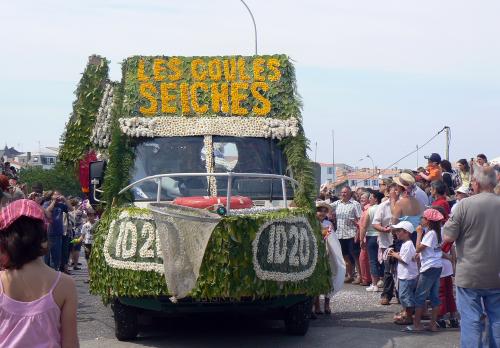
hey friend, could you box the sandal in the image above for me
[394,317,413,325]
[424,324,439,332]
[402,325,424,333]
[449,318,460,328]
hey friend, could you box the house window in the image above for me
[49,157,55,164]
[372,180,378,186]
[327,167,333,174]
[351,180,357,186]
[364,180,370,186]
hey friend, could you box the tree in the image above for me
[19,163,82,197]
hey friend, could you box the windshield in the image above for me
[130,136,293,201]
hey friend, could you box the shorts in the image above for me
[84,244,92,261]
[339,238,355,257]
[398,278,417,308]
[339,238,356,265]
[71,243,82,252]
[414,267,442,308]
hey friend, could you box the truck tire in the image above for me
[284,298,312,336]
[112,300,139,341]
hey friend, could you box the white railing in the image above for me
[117,172,298,213]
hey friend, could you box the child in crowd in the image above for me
[313,201,334,317]
[389,221,418,325]
[405,208,444,333]
[429,206,459,329]
[68,198,85,270]
[0,199,79,347]
[80,209,96,264]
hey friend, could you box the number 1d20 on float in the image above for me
[59,54,333,340]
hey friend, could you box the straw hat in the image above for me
[393,173,415,188]
[316,201,332,212]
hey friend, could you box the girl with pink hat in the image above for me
[404,208,444,333]
[0,199,79,347]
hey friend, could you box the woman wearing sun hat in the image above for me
[391,173,424,246]
[0,199,79,347]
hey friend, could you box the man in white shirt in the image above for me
[331,186,362,282]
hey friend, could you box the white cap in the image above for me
[391,221,414,233]
[456,186,470,195]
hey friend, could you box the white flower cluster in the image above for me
[118,117,157,138]
[103,212,164,274]
[91,83,114,147]
[263,118,299,139]
[227,207,282,216]
[117,116,300,139]
[119,210,154,220]
[252,216,318,282]
[203,135,218,196]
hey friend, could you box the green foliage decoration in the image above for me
[102,79,135,205]
[59,55,109,166]
[89,206,330,304]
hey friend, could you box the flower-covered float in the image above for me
[59,54,333,340]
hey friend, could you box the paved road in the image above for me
[75,259,460,348]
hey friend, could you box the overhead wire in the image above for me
[365,126,448,180]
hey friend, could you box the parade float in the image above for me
[59,54,334,340]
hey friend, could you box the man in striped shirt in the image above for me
[331,186,362,282]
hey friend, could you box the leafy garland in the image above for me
[59,55,109,166]
[102,73,135,205]
[89,206,330,304]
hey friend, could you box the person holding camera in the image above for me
[43,191,73,271]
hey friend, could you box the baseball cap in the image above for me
[0,199,46,231]
[456,186,470,195]
[424,153,442,164]
[391,221,414,233]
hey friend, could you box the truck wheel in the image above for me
[284,298,311,336]
[112,300,139,341]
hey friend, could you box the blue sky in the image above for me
[1,0,499,169]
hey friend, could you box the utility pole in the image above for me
[416,145,419,168]
[314,141,317,163]
[444,126,450,161]
[331,130,335,182]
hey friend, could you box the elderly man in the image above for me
[331,186,362,283]
[443,166,500,348]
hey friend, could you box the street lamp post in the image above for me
[240,0,258,55]
[366,154,375,174]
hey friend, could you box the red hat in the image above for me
[0,199,46,231]
[423,208,444,222]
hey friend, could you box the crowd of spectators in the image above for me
[316,153,500,345]
[1,159,97,276]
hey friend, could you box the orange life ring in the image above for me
[173,196,253,209]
